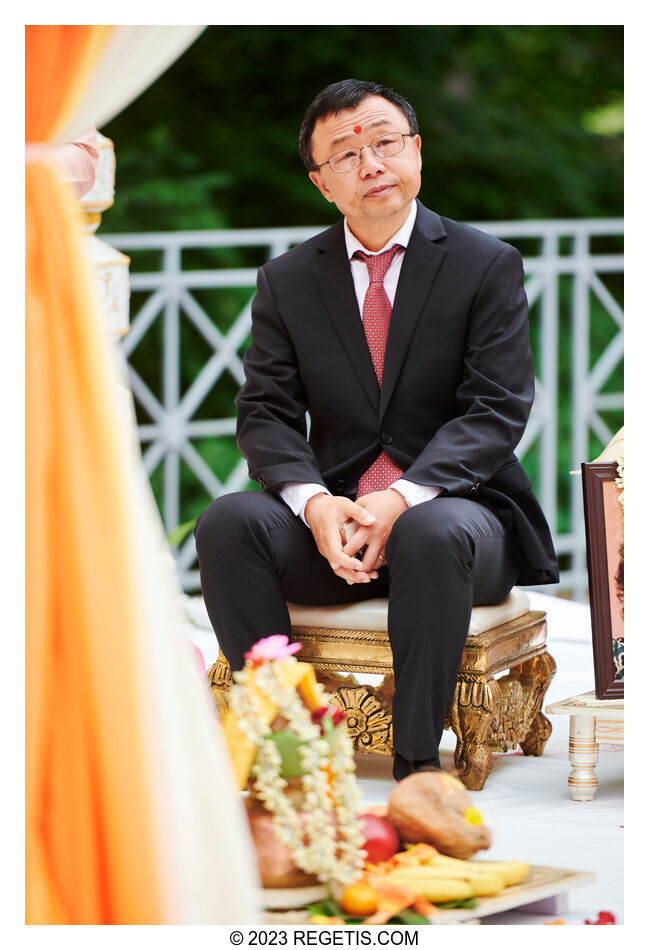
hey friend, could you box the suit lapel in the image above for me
[379,203,447,422]
[310,222,380,412]
[309,204,448,419]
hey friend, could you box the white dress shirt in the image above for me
[280,200,441,524]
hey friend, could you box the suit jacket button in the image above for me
[380,431,393,444]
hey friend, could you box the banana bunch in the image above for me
[382,853,530,904]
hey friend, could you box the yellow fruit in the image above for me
[467,861,530,886]
[389,864,504,896]
[383,873,472,903]
[431,855,530,887]
[339,882,381,916]
[309,915,346,925]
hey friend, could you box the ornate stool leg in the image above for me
[312,669,394,755]
[206,649,233,716]
[375,673,395,713]
[329,683,394,755]
[514,651,557,756]
[450,675,502,790]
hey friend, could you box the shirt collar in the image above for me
[344,199,417,260]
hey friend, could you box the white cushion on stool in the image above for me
[287,587,530,637]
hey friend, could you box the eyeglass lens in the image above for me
[328,133,409,173]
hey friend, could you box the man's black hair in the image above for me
[299,79,419,171]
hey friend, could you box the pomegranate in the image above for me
[357,812,401,864]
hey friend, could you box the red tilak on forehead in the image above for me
[353,125,362,134]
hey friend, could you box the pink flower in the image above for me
[244,635,302,665]
[311,705,347,734]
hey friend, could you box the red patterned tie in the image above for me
[353,245,405,498]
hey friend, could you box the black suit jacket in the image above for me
[235,200,559,586]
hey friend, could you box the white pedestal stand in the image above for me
[545,690,624,801]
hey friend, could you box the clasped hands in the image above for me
[304,488,408,585]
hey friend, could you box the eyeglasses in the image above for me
[314,132,416,174]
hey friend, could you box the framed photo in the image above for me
[582,462,624,699]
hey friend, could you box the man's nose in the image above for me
[359,145,385,175]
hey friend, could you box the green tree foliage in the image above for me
[104,25,622,232]
[102,26,622,585]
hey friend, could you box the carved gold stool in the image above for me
[207,588,555,790]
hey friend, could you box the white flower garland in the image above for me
[615,455,624,519]
[230,658,366,886]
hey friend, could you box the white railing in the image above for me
[106,219,624,598]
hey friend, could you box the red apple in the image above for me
[357,812,401,864]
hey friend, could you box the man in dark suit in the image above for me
[195,79,559,781]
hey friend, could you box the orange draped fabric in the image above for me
[26,26,113,143]
[26,26,166,923]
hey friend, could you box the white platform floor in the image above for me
[187,591,624,926]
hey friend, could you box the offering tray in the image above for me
[429,863,595,924]
[264,864,595,925]
[260,883,329,910]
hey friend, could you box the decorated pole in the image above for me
[80,132,131,339]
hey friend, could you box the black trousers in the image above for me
[195,491,519,766]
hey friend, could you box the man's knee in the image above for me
[386,499,475,564]
[388,499,471,547]
[195,491,271,561]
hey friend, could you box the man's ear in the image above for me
[309,169,335,203]
[413,134,423,170]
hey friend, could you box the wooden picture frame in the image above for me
[582,462,624,699]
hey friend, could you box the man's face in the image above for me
[308,95,422,230]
